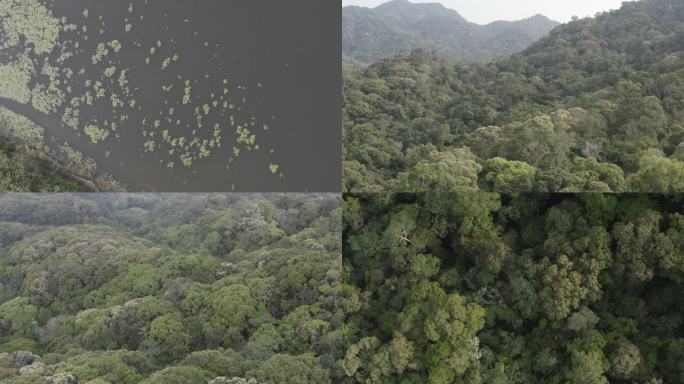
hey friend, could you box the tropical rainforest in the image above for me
[0,193,342,383]
[342,0,559,66]
[342,193,684,383]
[343,0,684,193]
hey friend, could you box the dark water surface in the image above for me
[1,0,341,192]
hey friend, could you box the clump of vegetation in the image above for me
[0,138,89,192]
[0,0,61,54]
[84,123,110,144]
[108,39,122,53]
[91,42,109,64]
[0,106,45,147]
[30,83,64,114]
[55,142,97,178]
[183,80,192,105]
[0,64,31,103]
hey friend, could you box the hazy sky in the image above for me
[342,0,633,24]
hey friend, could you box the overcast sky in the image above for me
[342,0,633,24]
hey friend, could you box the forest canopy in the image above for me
[343,0,684,193]
[342,193,684,383]
[0,193,342,384]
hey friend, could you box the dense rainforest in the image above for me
[0,194,342,383]
[343,0,684,193]
[343,0,559,66]
[342,193,684,383]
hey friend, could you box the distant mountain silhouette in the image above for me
[343,0,560,65]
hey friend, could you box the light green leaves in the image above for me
[84,124,110,144]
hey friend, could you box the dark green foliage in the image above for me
[342,193,684,383]
[343,0,559,65]
[343,0,684,192]
[0,139,88,192]
[0,194,341,384]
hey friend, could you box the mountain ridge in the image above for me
[343,0,560,65]
[373,0,468,23]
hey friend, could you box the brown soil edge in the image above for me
[58,169,101,192]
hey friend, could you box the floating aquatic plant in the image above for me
[62,106,79,130]
[108,40,122,53]
[144,140,156,152]
[0,106,45,147]
[182,81,192,105]
[0,64,31,103]
[92,43,109,64]
[0,0,60,54]
[31,83,64,114]
[104,66,117,77]
[84,124,110,144]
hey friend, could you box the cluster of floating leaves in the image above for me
[0,0,60,55]
[0,105,45,147]
[0,60,31,103]
[0,0,283,186]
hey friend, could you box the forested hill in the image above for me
[0,194,342,384]
[343,0,684,193]
[342,0,559,65]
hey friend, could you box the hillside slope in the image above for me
[0,194,342,384]
[343,0,684,192]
